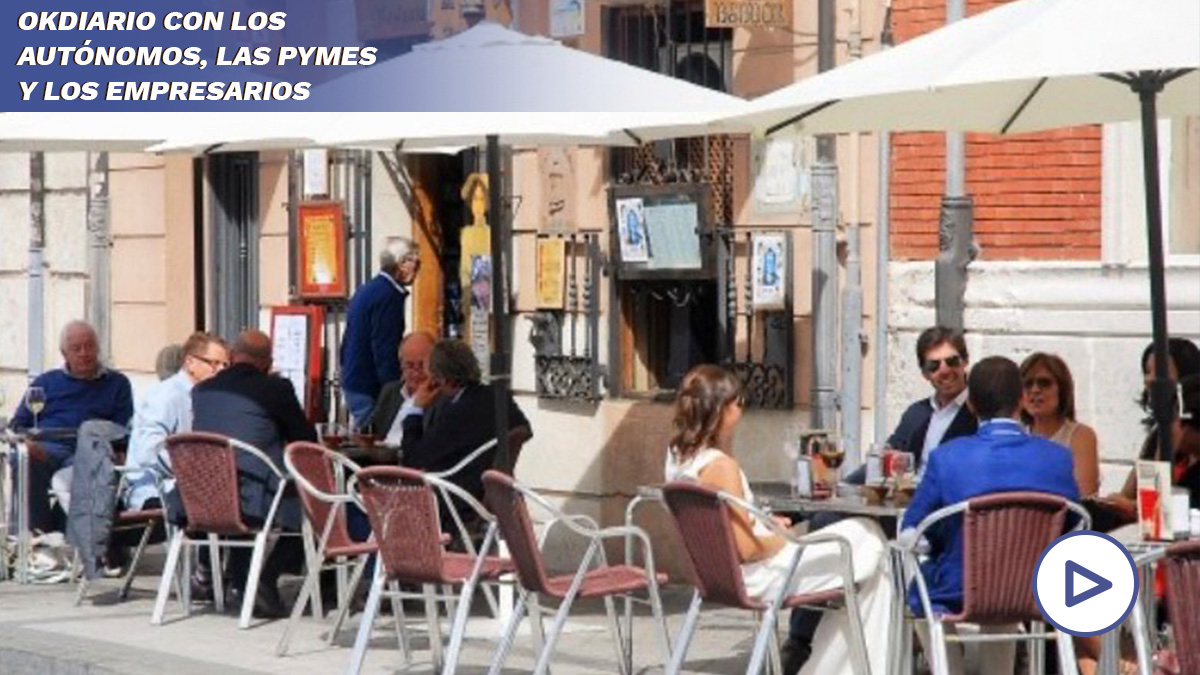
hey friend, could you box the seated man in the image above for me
[900,356,1079,675]
[9,320,133,535]
[400,339,533,504]
[124,332,229,511]
[783,325,979,673]
[183,330,317,618]
[367,330,435,445]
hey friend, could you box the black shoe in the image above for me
[189,575,214,603]
[780,637,812,675]
[252,583,289,620]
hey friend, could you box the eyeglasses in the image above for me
[921,355,963,375]
[1023,376,1056,391]
[191,354,229,370]
[401,360,426,372]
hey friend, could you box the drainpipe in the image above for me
[840,6,864,466]
[811,0,839,433]
[28,152,46,378]
[86,151,111,358]
[935,0,972,331]
[874,4,895,445]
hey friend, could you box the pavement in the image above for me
[0,567,778,675]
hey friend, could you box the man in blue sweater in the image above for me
[9,320,133,534]
[900,355,1078,675]
[340,239,420,428]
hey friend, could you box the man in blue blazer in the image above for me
[340,239,420,428]
[900,355,1079,674]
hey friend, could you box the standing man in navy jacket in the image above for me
[340,239,420,429]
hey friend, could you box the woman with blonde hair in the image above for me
[664,364,892,675]
[1019,352,1100,496]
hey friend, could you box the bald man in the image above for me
[186,329,316,617]
[368,331,436,446]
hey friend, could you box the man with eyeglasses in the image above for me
[123,332,229,511]
[368,330,435,446]
[340,238,421,429]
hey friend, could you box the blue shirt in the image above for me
[340,273,408,399]
[123,370,193,509]
[10,366,134,464]
[900,418,1079,615]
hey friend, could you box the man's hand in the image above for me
[772,515,793,529]
[412,379,440,409]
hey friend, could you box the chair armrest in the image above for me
[431,438,498,480]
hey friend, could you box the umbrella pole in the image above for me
[1132,73,1174,464]
[487,134,513,471]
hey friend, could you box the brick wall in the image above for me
[888,0,1103,261]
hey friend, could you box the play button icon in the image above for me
[1034,530,1139,636]
[1064,560,1112,607]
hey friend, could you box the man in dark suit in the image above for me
[367,331,436,445]
[400,339,532,506]
[188,330,317,617]
[782,326,978,674]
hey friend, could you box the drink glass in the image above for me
[25,386,46,433]
[1138,485,1161,540]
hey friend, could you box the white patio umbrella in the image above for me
[716,0,1198,460]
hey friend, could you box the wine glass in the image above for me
[26,386,46,434]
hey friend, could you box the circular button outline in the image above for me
[1032,529,1140,637]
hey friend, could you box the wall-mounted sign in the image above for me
[752,132,814,216]
[297,201,347,300]
[536,237,567,309]
[550,0,585,37]
[539,146,577,233]
[303,148,328,198]
[704,0,792,29]
[269,304,325,422]
[752,232,787,310]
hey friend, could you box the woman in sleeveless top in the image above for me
[1020,352,1100,496]
[663,365,892,675]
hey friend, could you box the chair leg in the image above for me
[843,585,872,675]
[665,591,704,675]
[329,554,369,647]
[388,581,412,664]
[239,532,270,629]
[487,587,530,675]
[208,534,224,614]
[647,577,673,670]
[747,605,780,675]
[277,553,324,656]
[442,573,482,675]
[115,523,153,602]
[604,594,631,675]
[928,619,952,675]
[1055,629,1079,675]
[302,522,324,619]
[1028,622,1046,675]
[347,567,385,675]
[423,583,445,672]
[768,622,784,675]
[532,583,585,675]
[1130,595,1153,675]
[152,529,185,625]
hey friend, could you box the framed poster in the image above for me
[752,232,787,310]
[615,197,650,263]
[549,0,585,37]
[296,201,347,300]
[269,305,325,422]
[536,238,567,309]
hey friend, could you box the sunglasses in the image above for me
[921,355,963,375]
[191,354,229,370]
[1023,376,1056,391]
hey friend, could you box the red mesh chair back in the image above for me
[286,442,355,553]
[662,481,758,609]
[1164,540,1200,675]
[356,466,446,584]
[483,470,552,594]
[165,432,251,536]
[957,491,1070,623]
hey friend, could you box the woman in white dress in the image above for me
[663,364,893,675]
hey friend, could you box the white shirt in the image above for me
[921,388,969,461]
[383,388,422,447]
[124,370,193,509]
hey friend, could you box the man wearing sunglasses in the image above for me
[888,326,978,469]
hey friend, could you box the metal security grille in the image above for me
[209,152,259,340]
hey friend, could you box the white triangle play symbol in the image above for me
[1072,573,1098,595]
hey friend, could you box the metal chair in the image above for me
[482,469,671,675]
[276,442,377,656]
[901,491,1090,675]
[348,466,514,675]
[151,432,289,630]
[1145,540,1200,675]
[661,480,869,675]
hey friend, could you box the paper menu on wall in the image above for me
[272,313,308,406]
